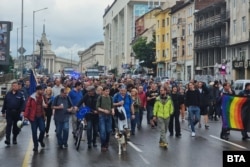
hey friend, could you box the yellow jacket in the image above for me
[153,96,174,119]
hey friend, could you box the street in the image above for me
[0,115,249,167]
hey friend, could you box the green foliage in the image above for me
[0,55,14,73]
[132,35,156,70]
[108,67,118,76]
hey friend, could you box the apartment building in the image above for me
[103,0,165,74]
[170,0,195,81]
[194,0,229,82]
[78,41,104,73]
[155,7,171,77]
[226,0,250,80]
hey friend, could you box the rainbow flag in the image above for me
[221,95,249,130]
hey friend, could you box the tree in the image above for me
[132,35,156,71]
[0,55,14,73]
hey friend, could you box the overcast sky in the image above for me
[0,0,114,61]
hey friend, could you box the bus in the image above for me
[85,68,99,79]
[63,67,74,77]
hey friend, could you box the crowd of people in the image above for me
[1,73,250,152]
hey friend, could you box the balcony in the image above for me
[194,36,228,49]
[194,11,229,32]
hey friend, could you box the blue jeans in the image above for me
[146,105,153,124]
[131,112,139,134]
[55,121,69,146]
[99,115,112,147]
[30,117,45,148]
[188,106,200,132]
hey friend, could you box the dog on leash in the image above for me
[115,127,130,155]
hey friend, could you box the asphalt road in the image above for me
[0,115,249,167]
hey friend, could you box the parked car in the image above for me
[0,71,4,77]
[232,80,250,95]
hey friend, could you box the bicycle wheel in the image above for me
[76,127,83,150]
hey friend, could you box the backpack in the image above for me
[54,95,72,108]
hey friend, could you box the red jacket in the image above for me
[138,91,147,108]
[24,93,45,121]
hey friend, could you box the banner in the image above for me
[29,70,37,95]
[221,95,249,130]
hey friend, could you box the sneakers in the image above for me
[175,134,182,138]
[101,147,107,152]
[159,142,168,148]
[205,125,209,130]
[33,147,38,152]
[13,139,17,145]
[198,123,201,128]
[191,132,196,137]
[5,140,10,146]
[39,140,45,147]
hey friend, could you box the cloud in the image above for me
[53,44,85,61]
[0,0,114,60]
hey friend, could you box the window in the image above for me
[162,35,165,42]
[166,33,169,42]
[188,43,192,56]
[162,19,165,27]
[189,7,193,17]
[233,20,236,35]
[157,20,159,28]
[166,48,169,57]
[242,16,246,32]
[166,18,169,26]
[182,45,185,56]
[188,23,192,35]
[157,35,160,42]
[162,50,165,57]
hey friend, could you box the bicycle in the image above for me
[74,106,90,150]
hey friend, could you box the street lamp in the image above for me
[33,7,48,69]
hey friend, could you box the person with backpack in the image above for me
[96,87,114,152]
[152,86,174,148]
[52,88,73,149]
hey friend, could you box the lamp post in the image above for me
[17,26,27,70]
[33,7,48,69]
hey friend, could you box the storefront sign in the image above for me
[232,61,244,69]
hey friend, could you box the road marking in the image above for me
[139,154,150,165]
[22,138,33,167]
[127,141,142,152]
[210,135,248,150]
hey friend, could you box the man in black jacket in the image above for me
[1,82,25,145]
[238,83,250,140]
[77,86,99,149]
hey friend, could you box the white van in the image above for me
[232,80,250,95]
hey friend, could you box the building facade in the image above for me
[170,0,195,81]
[103,0,165,74]
[14,25,78,74]
[194,0,229,82]
[226,0,250,80]
[155,7,171,77]
[78,41,104,73]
